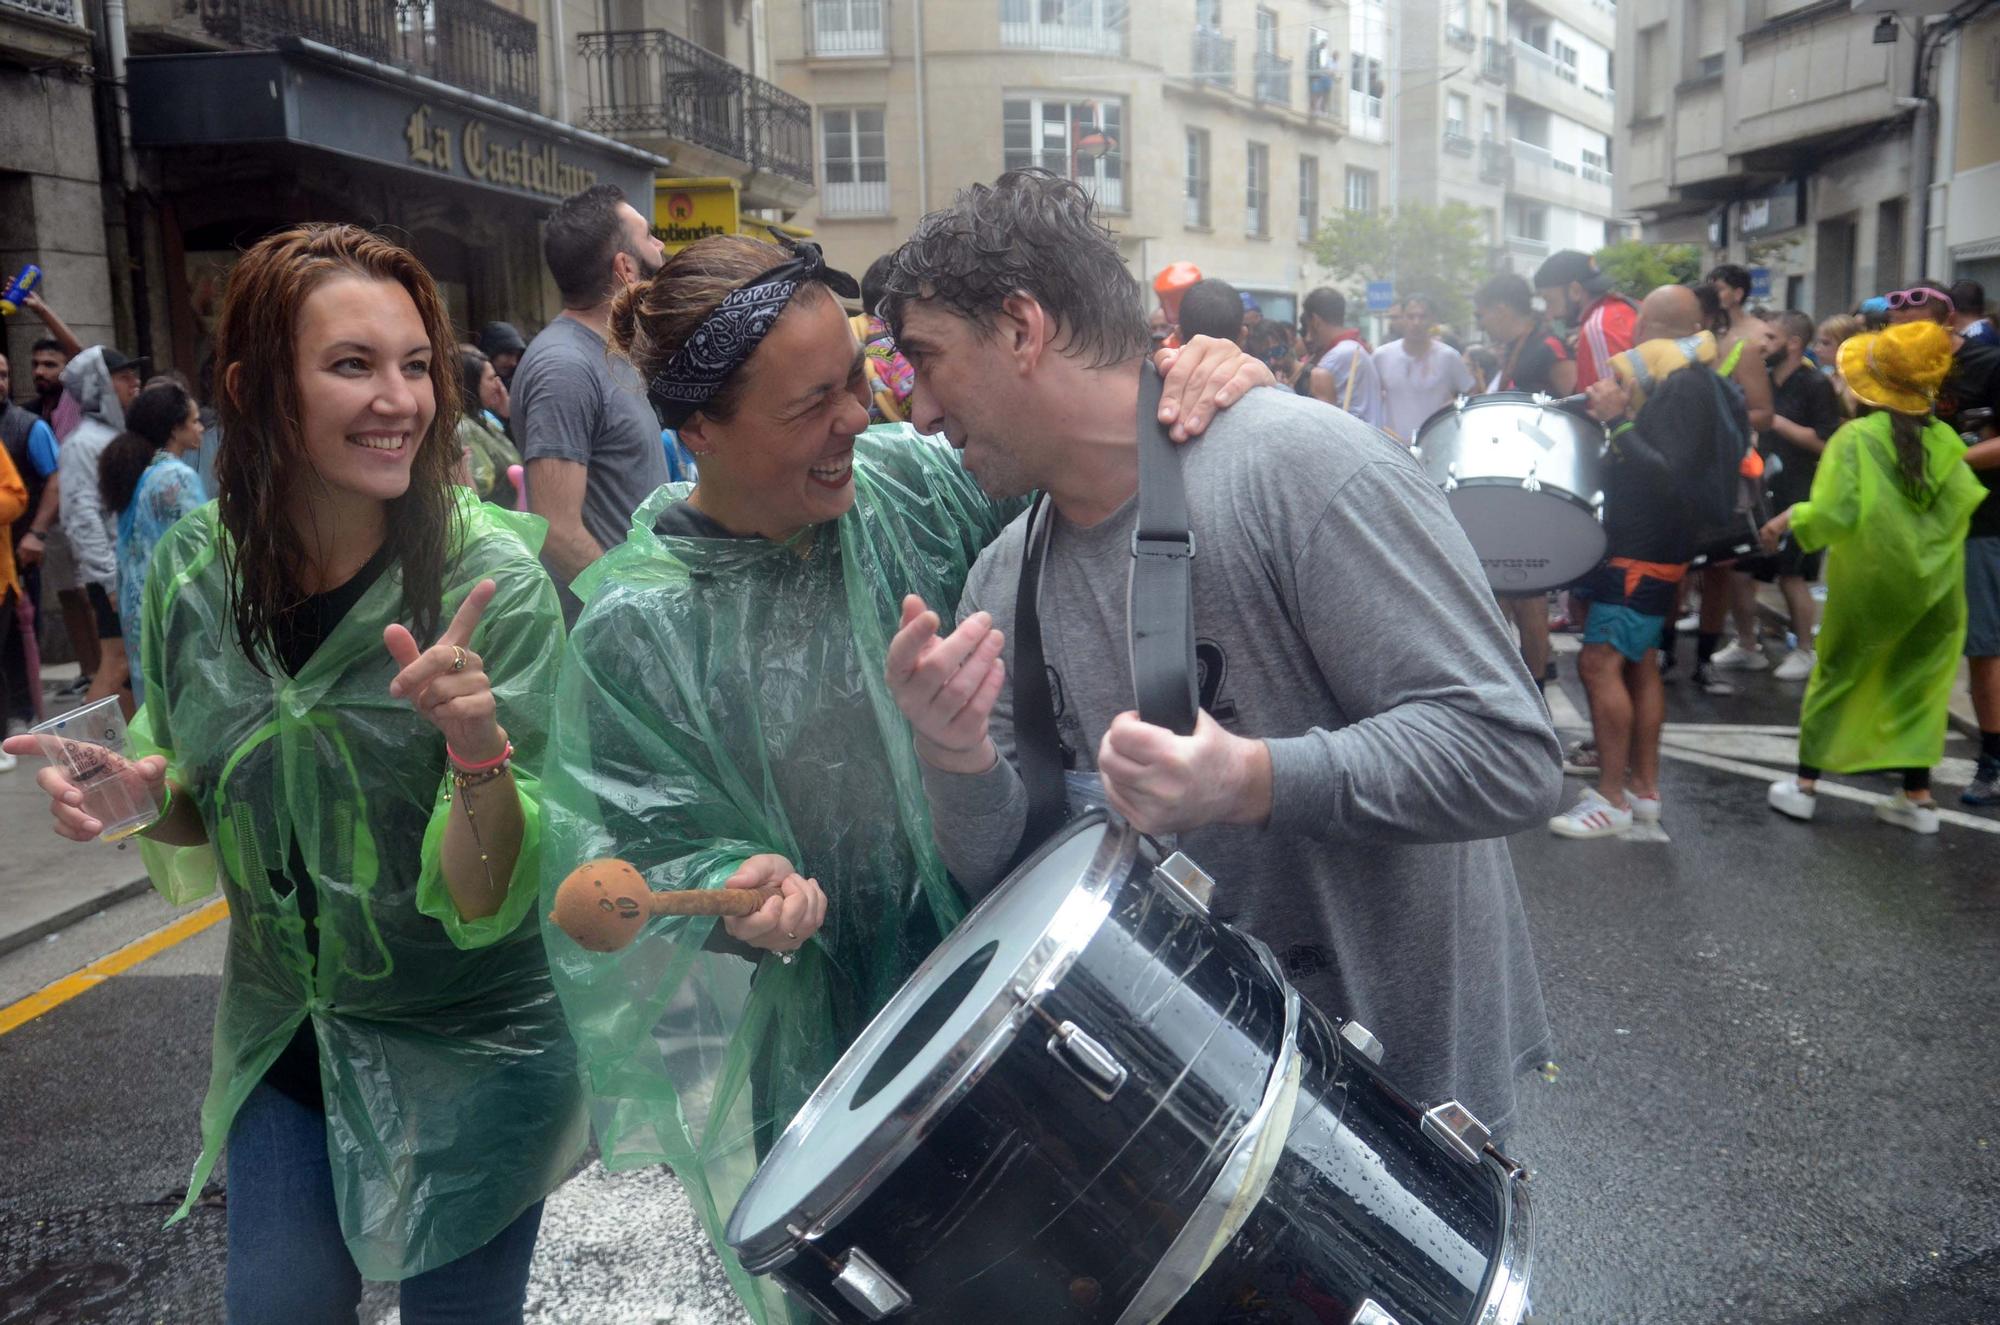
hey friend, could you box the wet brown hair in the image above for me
[607,234,827,426]
[212,224,462,672]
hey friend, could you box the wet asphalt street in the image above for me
[1,638,1995,1324]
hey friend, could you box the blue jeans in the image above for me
[224,1081,545,1324]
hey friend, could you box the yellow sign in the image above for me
[653,177,741,250]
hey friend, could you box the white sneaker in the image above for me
[1549,788,1634,838]
[1712,641,1769,671]
[1772,648,1816,681]
[0,748,15,774]
[1629,792,1661,823]
[1675,612,1700,634]
[1874,793,1940,835]
[1767,778,1817,821]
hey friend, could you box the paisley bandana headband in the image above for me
[646,240,861,428]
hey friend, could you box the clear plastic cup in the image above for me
[31,697,164,843]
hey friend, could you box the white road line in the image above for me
[1656,744,2000,836]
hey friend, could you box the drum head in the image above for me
[728,818,1124,1261]
[1449,487,1606,593]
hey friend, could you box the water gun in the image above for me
[0,264,42,316]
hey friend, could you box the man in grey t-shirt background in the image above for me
[514,184,669,619]
[880,172,1561,1140]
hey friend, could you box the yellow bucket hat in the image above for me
[1838,320,1955,414]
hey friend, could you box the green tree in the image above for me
[1310,202,1491,331]
[1592,240,1703,299]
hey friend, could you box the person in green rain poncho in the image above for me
[9,226,585,1322]
[1761,320,1988,834]
[537,234,1270,1323]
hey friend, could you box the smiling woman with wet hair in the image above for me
[6,223,584,1320]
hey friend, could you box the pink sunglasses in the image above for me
[1885,287,1956,317]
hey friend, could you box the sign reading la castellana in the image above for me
[405,106,600,200]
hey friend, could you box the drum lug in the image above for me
[1421,1099,1492,1166]
[1338,1019,1384,1065]
[1153,851,1214,913]
[1047,1020,1128,1101]
[1351,1299,1403,1325]
[1442,461,1458,494]
[832,1245,912,1319]
[1521,460,1541,494]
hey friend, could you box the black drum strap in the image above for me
[1129,364,1201,738]
[1010,365,1198,867]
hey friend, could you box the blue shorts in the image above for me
[1583,602,1666,663]
[1967,536,2000,658]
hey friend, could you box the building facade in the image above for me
[771,0,1366,327]
[1931,7,2000,295]
[1614,0,1921,316]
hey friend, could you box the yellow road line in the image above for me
[0,897,230,1037]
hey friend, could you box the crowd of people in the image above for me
[0,164,1992,1324]
[1133,255,1998,836]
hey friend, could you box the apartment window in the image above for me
[820,107,888,215]
[1446,91,1470,138]
[1634,23,1665,117]
[1196,0,1219,26]
[1185,127,1211,228]
[1247,141,1270,237]
[1484,0,1500,39]
[1002,95,1126,210]
[1691,0,1726,79]
[1553,39,1577,69]
[1344,165,1377,213]
[1446,0,1472,45]
[1256,6,1278,54]
[1481,104,1500,141]
[1511,202,1548,241]
[1000,0,1129,56]
[809,0,886,57]
[1298,154,1320,243]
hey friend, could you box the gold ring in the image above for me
[451,646,466,673]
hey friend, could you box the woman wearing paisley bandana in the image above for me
[537,234,1269,1321]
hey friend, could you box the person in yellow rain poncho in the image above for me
[539,233,1270,1324]
[7,226,585,1321]
[1761,320,1988,835]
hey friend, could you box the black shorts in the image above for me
[1740,544,1824,583]
[85,581,122,638]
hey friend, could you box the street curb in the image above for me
[1750,593,1981,740]
[0,877,154,961]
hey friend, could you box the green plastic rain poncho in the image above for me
[541,426,1017,1323]
[130,492,587,1279]
[1790,411,1988,772]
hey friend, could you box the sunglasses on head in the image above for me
[1885,287,1955,317]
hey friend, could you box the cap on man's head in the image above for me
[477,321,528,358]
[1239,290,1261,313]
[1533,250,1597,291]
[102,348,148,376]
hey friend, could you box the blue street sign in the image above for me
[1750,266,1773,300]
[1366,280,1395,313]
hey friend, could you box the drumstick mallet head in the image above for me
[550,858,780,953]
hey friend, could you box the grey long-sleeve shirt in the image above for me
[921,386,1560,1137]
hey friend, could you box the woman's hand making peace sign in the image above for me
[384,578,508,763]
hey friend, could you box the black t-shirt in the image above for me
[1602,367,1734,565]
[259,542,396,1111]
[1761,365,1843,507]
[653,498,753,540]
[1938,341,2000,539]
[1497,321,1571,396]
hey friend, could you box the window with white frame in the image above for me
[810,0,886,57]
[820,107,888,215]
[1298,154,1320,243]
[1002,95,1126,211]
[1185,128,1211,228]
[1246,141,1270,236]
[1000,0,1128,56]
[1446,91,1470,139]
[1344,165,1377,213]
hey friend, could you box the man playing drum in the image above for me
[883,170,1561,1141]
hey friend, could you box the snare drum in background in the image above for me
[724,815,1533,1325]
[1413,393,1608,594]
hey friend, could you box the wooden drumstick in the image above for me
[549,858,781,953]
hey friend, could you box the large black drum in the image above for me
[724,816,1532,1324]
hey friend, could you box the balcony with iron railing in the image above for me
[200,0,538,109]
[1191,27,1234,90]
[3,0,81,25]
[1443,125,1474,157]
[805,0,886,58]
[1479,35,1512,84]
[579,28,812,187]
[1254,52,1291,106]
[1185,178,1210,228]
[1445,22,1473,50]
